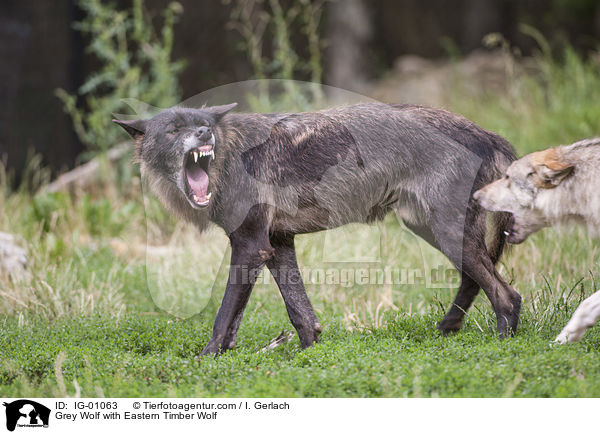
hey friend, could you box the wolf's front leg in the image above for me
[555,290,600,343]
[200,232,272,356]
[266,234,321,349]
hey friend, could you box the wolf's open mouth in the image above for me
[184,144,214,208]
[503,214,521,243]
[502,214,515,236]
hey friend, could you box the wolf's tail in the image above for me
[478,133,515,265]
[487,211,512,265]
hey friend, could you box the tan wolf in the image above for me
[473,137,600,343]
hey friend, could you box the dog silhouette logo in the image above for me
[3,400,50,431]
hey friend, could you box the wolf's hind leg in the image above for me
[460,252,521,337]
[430,216,521,337]
[403,221,480,334]
[438,273,480,334]
[438,211,511,334]
[267,233,322,349]
[555,290,600,343]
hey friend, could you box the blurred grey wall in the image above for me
[0,0,82,180]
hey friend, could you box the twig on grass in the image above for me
[259,330,295,353]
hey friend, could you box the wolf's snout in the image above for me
[196,126,211,141]
[473,189,483,202]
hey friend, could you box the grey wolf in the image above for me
[114,102,520,355]
[473,137,600,343]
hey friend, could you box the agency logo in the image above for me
[3,400,50,432]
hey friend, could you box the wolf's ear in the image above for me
[533,163,574,188]
[531,149,574,188]
[112,119,146,141]
[207,103,238,121]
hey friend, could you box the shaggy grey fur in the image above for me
[114,102,520,355]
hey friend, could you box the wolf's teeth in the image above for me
[206,192,212,200]
[211,150,215,160]
[193,151,198,163]
[503,231,510,236]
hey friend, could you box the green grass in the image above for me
[1,310,600,397]
[1,46,600,397]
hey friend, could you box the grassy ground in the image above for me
[1,47,600,397]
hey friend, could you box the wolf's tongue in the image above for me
[186,164,209,198]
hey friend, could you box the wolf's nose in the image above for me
[196,126,211,140]
[473,190,482,202]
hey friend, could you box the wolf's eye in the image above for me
[170,128,179,135]
[504,174,509,180]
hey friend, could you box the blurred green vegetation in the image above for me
[226,0,326,111]
[451,30,600,155]
[55,0,185,156]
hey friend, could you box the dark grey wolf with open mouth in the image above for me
[114,102,520,356]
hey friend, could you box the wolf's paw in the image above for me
[437,318,463,336]
[554,328,584,344]
[198,340,224,359]
[297,322,322,349]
